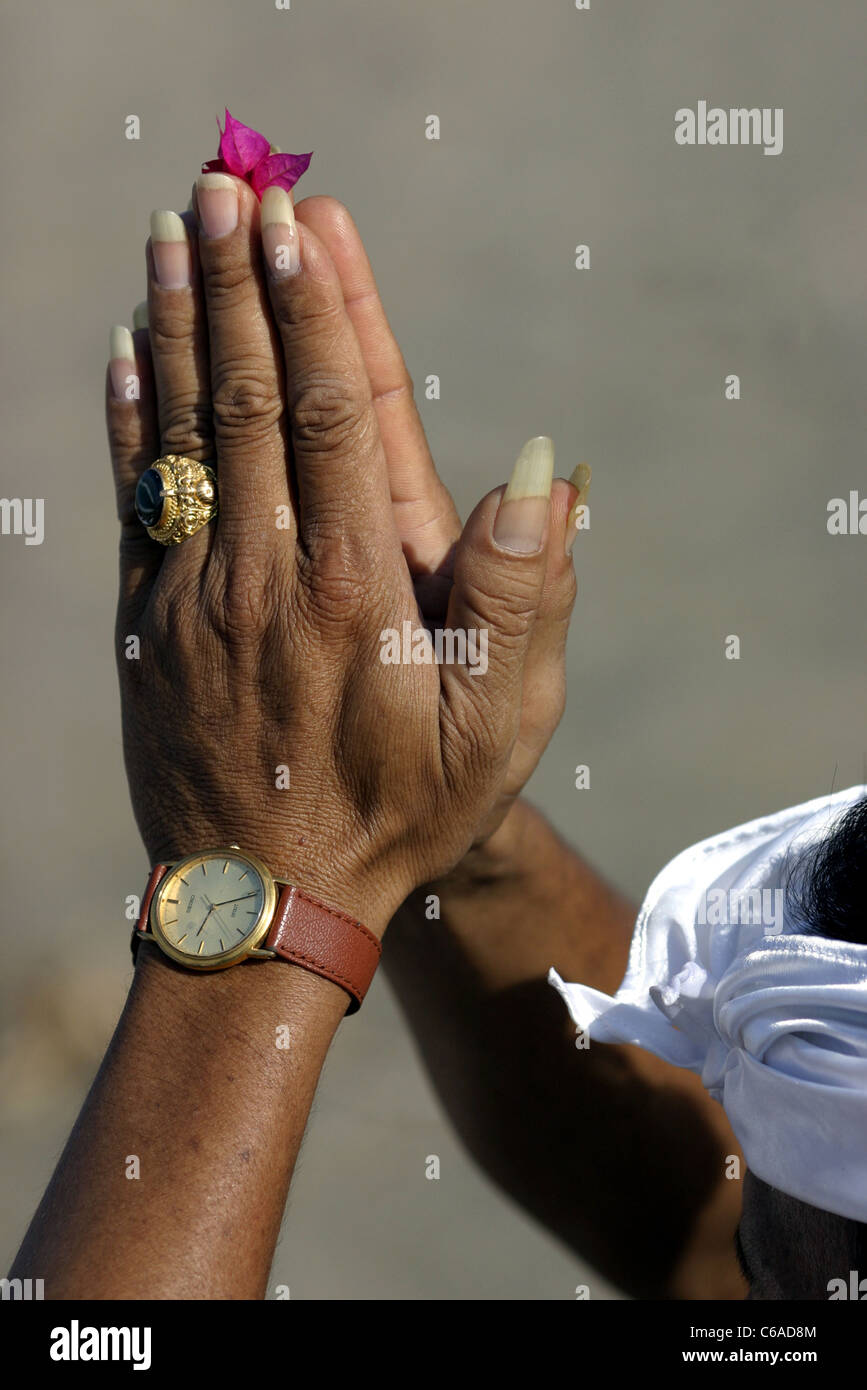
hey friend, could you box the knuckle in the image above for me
[272,281,342,335]
[114,483,139,527]
[118,523,154,566]
[559,561,578,610]
[202,257,252,302]
[150,311,196,351]
[375,370,414,407]
[460,571,538,643]
[534,670,567,732]
[291,375,371,458]
[298,551,376,631]
[148,570,202,643]
[212,364,282,443]
[203,546,278,646]
[158,396,214,455]
[441,693,506,782]
[107,410,142,462]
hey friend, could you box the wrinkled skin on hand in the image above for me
[108,187,579,934]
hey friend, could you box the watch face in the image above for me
[150,848,277,970]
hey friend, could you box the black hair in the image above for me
[740,792,867,1298]
[785,793,867,946]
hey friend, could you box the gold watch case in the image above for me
[147,845,279,971]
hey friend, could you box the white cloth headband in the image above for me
[549,787,867,1222]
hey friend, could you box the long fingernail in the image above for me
[109,326,137,401]
[261,185,300,278]
[493,436,554,553]
[195,172,239,239]
[132,300,149,330]
[565,462,592,555]
[149,210,191,287]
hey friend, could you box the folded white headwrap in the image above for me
[549,787,867,1223]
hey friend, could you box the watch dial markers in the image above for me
[155,855,267,961]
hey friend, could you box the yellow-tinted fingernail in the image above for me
[493,436,554,553]
[149,210,191,288]
[565,462,592,555]
[261,184,300,278]
[132,300,149,331]
[195,172,239,239]
[109,325,136,401]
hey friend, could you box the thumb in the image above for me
[438,435,554,776]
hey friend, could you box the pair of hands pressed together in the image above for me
[8,161,585,1302]
[10,160,746,1305]
[108,172,580,936]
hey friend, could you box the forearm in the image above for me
[383,795,637,1081]
[383,799,744,1298]
[392,796,636,992]
[10,943,348,1299]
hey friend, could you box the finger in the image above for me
[438,436,553,778]
[105,323,162,604]
[531,468,587,677]
[565,463,591,557]
[193,172,292,534]
[140,209,221,579]
[259,186,401,576]
[518,463,589,738]
[294,196,460,573]
[147,210,212,463]
[510,477,578,763]
[497,467,587,798]
[107,326,158,521]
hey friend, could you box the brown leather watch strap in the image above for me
[264,884,381,1014]
[132,863,169,951]
[130,861,380,1013]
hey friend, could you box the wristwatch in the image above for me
[132,845,381,1014]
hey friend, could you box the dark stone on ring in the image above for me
[135,468,165,528]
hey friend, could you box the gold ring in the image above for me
[135,455,218,546]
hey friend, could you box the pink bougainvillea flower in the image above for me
[202,109,312,198]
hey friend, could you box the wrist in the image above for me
[142,823,402,940]
[133,848,386,1017]
[420,798,534,902]
[133,930,350,1031]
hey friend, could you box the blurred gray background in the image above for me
[1,0,864,1299]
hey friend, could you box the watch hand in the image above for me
[197,903,215,936]
[209,906,232,935]
[195,895,235,939]
[211,892,259,907]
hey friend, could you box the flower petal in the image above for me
[250,151,313,198]
[201,158,227,174]
[218,109,270,176]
